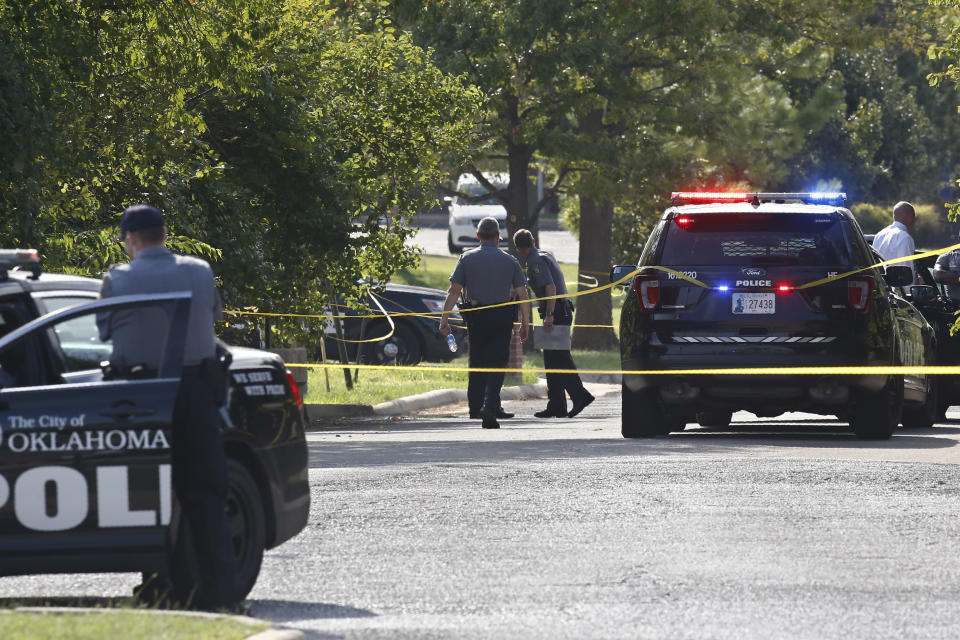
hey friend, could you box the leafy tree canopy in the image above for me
[0,0,480,324]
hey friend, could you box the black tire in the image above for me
[936,379,951,421]
[902,378,938,429]
[622,384,678,438]
[696,410,733,429]
[849,375,903,440]
[224,459,267,602]
[448,231,462,254]
[170,459,266,608]
[362,322,424,365]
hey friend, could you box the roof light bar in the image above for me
[670,192,847,206]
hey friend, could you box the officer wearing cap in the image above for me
[439,216,530,429]
[514,229,594,419]
[933,230,960,301]
[97,204,235,609]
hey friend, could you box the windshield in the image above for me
[659,213,853,267]
[455,181,505,207]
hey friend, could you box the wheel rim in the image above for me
[368,326,420,365]
[225,484,254,565]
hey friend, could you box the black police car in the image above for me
[320,283,467,365]
[611,192,938,440]
[896,249,960,418]
[0,250,309,604]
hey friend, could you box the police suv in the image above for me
[0,250,309,604]
[611,192,938,440]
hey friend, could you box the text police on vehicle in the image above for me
[0,251,309,603]
[610,192,938,440]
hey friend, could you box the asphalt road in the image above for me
[5,391,960,638]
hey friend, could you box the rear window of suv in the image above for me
[658,212,854,267]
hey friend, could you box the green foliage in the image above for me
[851,202,951,250]
[0,0,480,342]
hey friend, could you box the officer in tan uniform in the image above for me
[439,217,530,429]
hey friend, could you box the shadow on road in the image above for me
[249,598,375,621]
[249,599,376,640]
[308,416,959,468]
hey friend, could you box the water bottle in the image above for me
[446,333,458,352]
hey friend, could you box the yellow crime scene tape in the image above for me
[286,362,960,376]
[229,240,960,373]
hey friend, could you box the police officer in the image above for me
[439,217,530,429]
[97,204,235,609]
[933,230,960,300]
[513,229,594,418]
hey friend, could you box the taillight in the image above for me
[848,276,875,312]
[634,274,660,310]
[285,369,303,407]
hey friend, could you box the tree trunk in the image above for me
[572,194,618,350]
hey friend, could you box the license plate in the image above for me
[732,292,775,314]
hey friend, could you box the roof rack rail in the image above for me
[0,249,42,282]
[670,191,847,206]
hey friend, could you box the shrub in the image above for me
[850,202,951,251]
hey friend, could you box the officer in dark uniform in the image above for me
[97,204,235,609]
[439,217,530,429]
[514,229,594,418]
[933,229,960,301]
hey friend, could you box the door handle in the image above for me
[100,407,156,418]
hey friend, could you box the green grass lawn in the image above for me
[0,611,266,640]
[304,348,620,406]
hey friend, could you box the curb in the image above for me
[6,606,306,639]
[371,381,548,416]
[305,403,374,418]
[245,629,307,640]
[305,378,620,423]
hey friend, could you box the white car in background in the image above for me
[446,172,510,253]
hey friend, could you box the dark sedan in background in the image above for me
[320,283,468,366]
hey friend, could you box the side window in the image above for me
[40,297,112,373]
[639,222,664,266]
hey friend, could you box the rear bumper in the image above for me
[623,352,891,412]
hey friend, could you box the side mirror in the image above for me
[908,285,938,304]
[883,265,914,288]
[610,265,636,286]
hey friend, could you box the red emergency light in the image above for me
[670,191,847,206]
[671,192,750,203]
